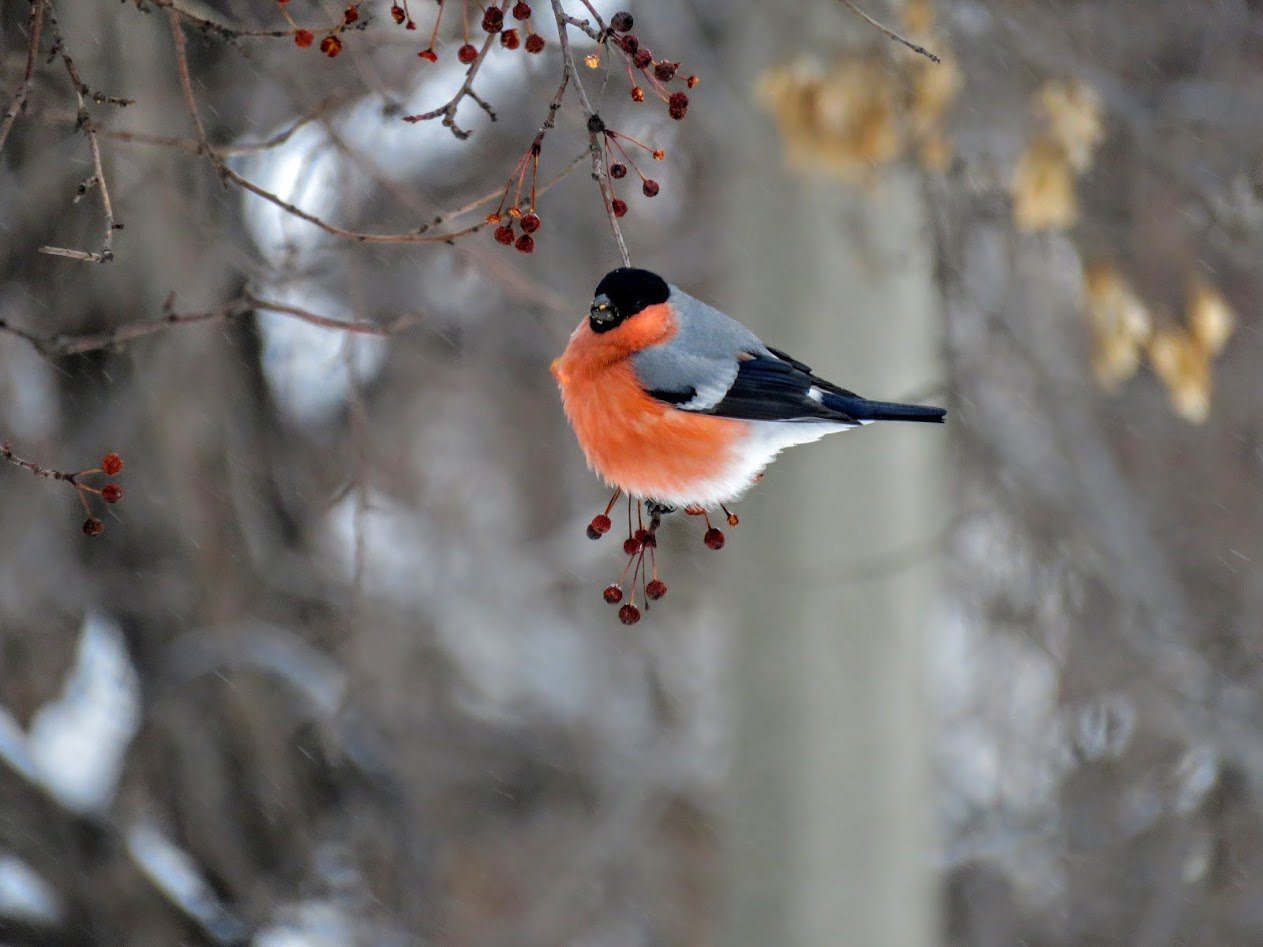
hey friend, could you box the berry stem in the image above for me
[603,487,623,517]
[547,0,631,267]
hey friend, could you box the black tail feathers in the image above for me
[823,393,946,423]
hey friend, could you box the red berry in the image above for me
[618,34,639,54]
[654,61,678,82]
[514,234,535,253]
[319,34,343,57]
[603,584,623,604]
[512,1,531,19]
[417,47,438,62]
[642,179,660,197]
[610,163,627,179]
[645,579,667,600]
[611,198,628,217]
[293,29,315,48]
[501,28,520,49]
[101,452,124,475]
[101,483,123,504]
[630,86,645,103]
[618,603,641,625]
[623,537,641,555]
[668,91,689,119]
[520,212,541,234]
[524,33,545,53]
[493,224,514,244]
[610,11,633,33]
[83,517,104,537]
[633,48,652,69]
[457,43,478,63]
[481,7,504,32]
[588,513,612,538]
[704,527,725,550]
[391,4,405,23]
[344,5,359,25]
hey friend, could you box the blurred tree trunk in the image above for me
[716,5,942,945]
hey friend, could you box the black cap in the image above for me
[589,268,669,333]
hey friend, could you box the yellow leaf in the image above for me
[1036,79,1104,172]
[1013,136,1078,232]
[1149,328,1212,423]
[1083,263,1152,389]
[1187,280,1236,356]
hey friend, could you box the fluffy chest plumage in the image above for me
[552,337,748,504]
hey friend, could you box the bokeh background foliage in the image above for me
[2,0,1262,944]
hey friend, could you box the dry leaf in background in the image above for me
[757,57,902,181]
[1187,279,1236,356]
[1012,79,1104,231]
[1083,262,1152,390]
[1146,279,1237,423]
[1149,327,1212,423]
[1014,136,1079,231]
[756,4,960,182]
[1036,79,1104,172]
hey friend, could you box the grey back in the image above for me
[630,286,772,409]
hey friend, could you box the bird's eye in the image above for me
[589,297,617,324]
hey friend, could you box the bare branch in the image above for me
[146,0,353,42]
[402,26,500,138]
[166,8,218,167]
[0,0,46,153]
[1,441,79,482]
[549,0,631,267]
[837,0,941,63]
[0,292,419,358]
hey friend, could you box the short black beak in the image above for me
[589,293,615,325]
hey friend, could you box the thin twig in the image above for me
[0,0,46,153]
[0,292,419,358]
[35,3,119,263]
[166,9,218,168]
[549,0,631,267]
[146,0,355,42]
[90,95,342,156]
[0,441,77,481]
[401,20,501,138]
[837,0,941,63]
[562,12,603,42]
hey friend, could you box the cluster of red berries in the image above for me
[1,443,126,537]
[591,119,664,219]
[487,137,547,252]
[80,452,125,536]
[489,208,542,253]
[402,0,546,64]
[586,496,733,625]
[281,1,548,62]
[603,12,696,120]
[280,0,360,57]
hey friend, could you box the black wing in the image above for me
[704,353,860,423]
[701,348,946,424]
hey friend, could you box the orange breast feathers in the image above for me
[551,302,749,502]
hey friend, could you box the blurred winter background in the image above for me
[2,0,1262,944]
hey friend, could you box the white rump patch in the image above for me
[647,420,858,508]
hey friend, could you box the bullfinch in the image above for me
[551,267,945,511]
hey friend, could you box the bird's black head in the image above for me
[589,267,670,334]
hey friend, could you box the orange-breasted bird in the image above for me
[551,267,945,511]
